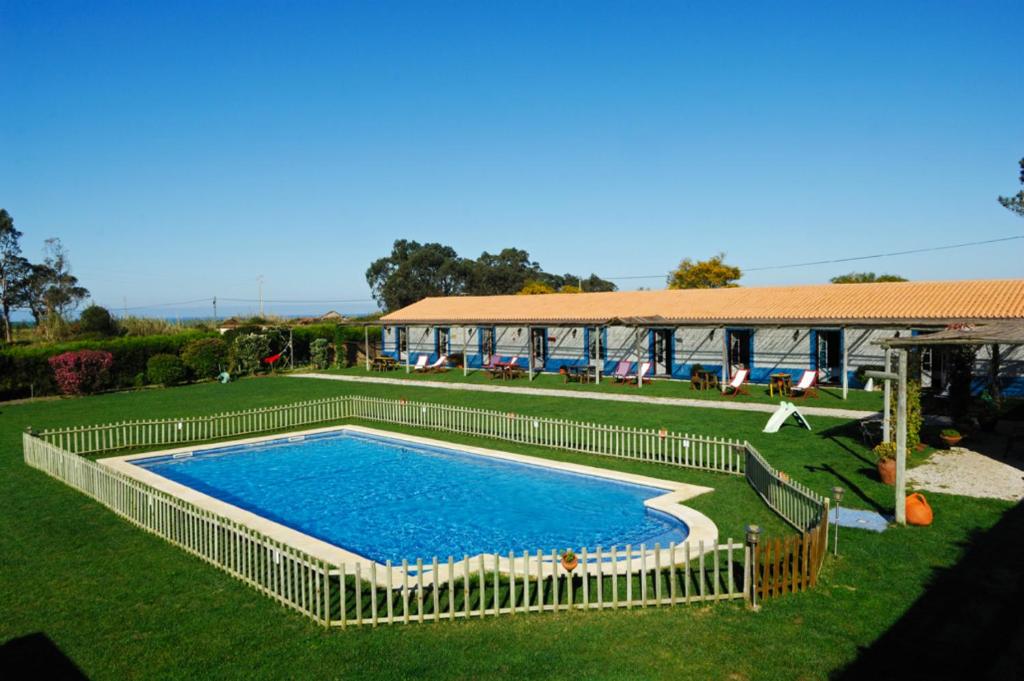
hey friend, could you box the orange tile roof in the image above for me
[380,279,1024,325]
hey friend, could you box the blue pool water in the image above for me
[134,430,688,563]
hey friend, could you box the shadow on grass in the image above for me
[0,632,88,679]
[804,462,888,514]
[834,500,1024,680]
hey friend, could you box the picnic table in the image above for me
[371,356,398,371]
[563,365,596,384]
[692,370,720,391]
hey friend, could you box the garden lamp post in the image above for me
[832,486,844,556]
[745,524,762,611]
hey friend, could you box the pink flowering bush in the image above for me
[48,350,113,395]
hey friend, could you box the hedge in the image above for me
[0,331,215,400]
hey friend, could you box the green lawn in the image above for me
[0,376,1013,680]
[323,364,885,412]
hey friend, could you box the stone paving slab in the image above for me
[290,373,877,420]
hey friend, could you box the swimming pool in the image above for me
[126,428,697,564]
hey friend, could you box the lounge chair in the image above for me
[791,370,818,399]
[628,361,652,386]
[611,361,631,383]
[722,368,750,397]
[424,355,449,373]
[411,355,429,372]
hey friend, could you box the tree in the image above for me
[997,157,1024,217]
[667,253,741,289]
[517,280,556,295]
[830,272,908,284]
[367,241,618,309]
[470,248,542,295]
[36,238,89,337]
[536,272,617,293]
[365,240,472,311]
[558,284,582,293]
[79,305,117,336]
[0,209,31,343]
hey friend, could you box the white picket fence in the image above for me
[744,444,827,532]
[37,395,746,476]
[23,431,749,627]
[347,396,746,475]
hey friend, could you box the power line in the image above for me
[605,233,1024,280]
[219,297,375,304]
[743,233,1024,272]
[113,297,214,311]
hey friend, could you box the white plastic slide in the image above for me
[763,401,812,433]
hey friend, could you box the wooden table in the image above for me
[692,370,720,391]
[371,356,398,372]
[770,373,792,397]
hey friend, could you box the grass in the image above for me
[323,364,885,412]
[0,376,1013,680]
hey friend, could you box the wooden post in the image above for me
[989,343,1002,405]
[841,326,848,400]
[527,326,534,381]
[895,349,908,525]
[720,327,728,388]
[595,326,602,382]
[290,327,294,371]
[405,328,410,374]
[463,327,471,377]
[364,325,370,371]
[636,327,643,390]
[882,348,892,443]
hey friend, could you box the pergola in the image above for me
[873,320,1024,524]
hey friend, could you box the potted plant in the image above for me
[939,428,963,448]
[560,549,578,572]
[873,441,897,485]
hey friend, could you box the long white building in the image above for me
[378,279,1024,396]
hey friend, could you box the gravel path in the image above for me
[908,448,1024,502]
[290,373,877,420]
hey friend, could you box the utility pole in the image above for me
[257,275,264,317]
[212,296,218,324]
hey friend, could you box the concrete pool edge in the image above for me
[99,424,719,581]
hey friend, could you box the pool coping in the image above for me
[99,424,719,582]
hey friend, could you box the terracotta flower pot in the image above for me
[877,458,897,485]
[561,555,578,572]
[940,435,962,448]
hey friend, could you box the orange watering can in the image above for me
[905,493,933,526]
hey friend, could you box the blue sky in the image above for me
[2,1,1022,318]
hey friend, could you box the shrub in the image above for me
[181,337,228,379]
[0,330,214,400]
[309,338,332,369]
[887,380,922,449]
[48,350,113,395]
[147,353,186,386]
[940,428,961,438]
[133,372,146,388]
[78,305,117,336]
[873,441,897,461]
[231,333,270,375]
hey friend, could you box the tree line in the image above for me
[0,209,90,343]
[365,240,617,311]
